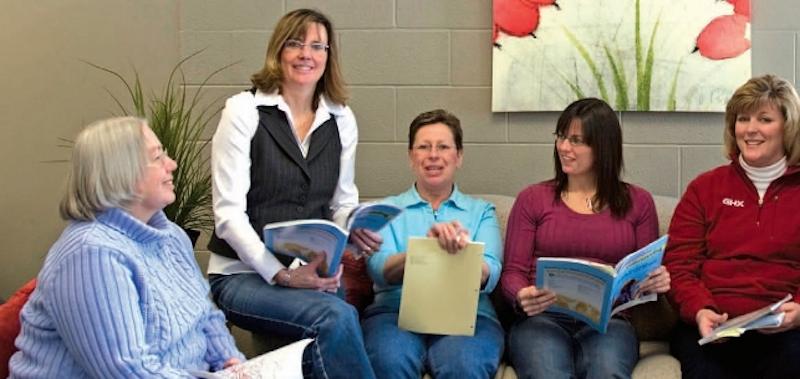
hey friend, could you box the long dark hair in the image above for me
[552,98,631,218]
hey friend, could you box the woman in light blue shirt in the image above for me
[362,109,504,379]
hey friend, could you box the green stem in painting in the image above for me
[563,26,610,103]
[667,57,684,111]
[604,44,629,110]
[635,0,643,102]
[638,16,661,111]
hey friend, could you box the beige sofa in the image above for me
[197,193,682,379]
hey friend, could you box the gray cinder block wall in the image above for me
[1,0,798,297]
[180,0,797,199]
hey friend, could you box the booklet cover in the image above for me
[398,237,484,336]
[698,294,792,345]
[535,234,669,333]
[263,203,402,277]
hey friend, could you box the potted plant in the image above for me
[87,52,231,244]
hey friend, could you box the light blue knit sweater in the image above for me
[9,208,244,378]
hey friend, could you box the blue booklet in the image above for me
[263,203,402,277]
[535,234,669,333]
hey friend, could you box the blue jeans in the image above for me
[361,312,504,379]
[508,312,638,379]
[671,321,800,379]
[209,273,375,379]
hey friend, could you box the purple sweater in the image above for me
[500,182,658,306]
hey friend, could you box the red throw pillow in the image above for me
[341,251,373,314]
[0,279,36,378]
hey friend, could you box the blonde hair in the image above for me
[59,117,148,221]
[724,74,800,165]
[250,8,348,108]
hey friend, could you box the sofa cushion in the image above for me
[0,279,36,377]
[342,250,373,313]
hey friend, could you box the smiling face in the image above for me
[280,22,328,91]
[409,123,463,194]
[130,125,177,221]
[735,103,786,167]
[556,118,595,179]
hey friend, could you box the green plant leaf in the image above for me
[87,51,234,233]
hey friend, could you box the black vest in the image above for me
[208,103,342,265]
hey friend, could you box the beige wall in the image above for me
[0,1,179,298]
[2,0,799,298]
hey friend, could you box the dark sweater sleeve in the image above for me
[500,186,540,307]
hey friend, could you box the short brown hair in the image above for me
[724,74,800,165]
[250,9,347,108]
[407,109,463,151]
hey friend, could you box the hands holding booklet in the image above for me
[262,203,402,277]
[535,235,670,333]
[698,294,793,345]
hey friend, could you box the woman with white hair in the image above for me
[9,117,244,378]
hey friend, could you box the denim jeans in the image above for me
[671,321,800,379]
[209,273,375,379]
[508,312,638,379]
[361,312,504,379]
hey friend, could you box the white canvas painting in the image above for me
[492,0,751,112]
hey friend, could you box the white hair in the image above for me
[59,117,148,221]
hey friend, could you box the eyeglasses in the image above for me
[412,143,455,154]
[553,132,586,147]
[284,39,329,53]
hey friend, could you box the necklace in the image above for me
[561,191,598,213]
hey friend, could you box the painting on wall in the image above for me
[492,0,751,112]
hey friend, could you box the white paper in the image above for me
[187,338,313,379]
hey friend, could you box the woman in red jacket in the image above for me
[665,74,800,379]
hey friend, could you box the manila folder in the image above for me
[398,237,483,336]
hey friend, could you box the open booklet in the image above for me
[262,203,402,277]
[698,294,792,345]
[535,234,668,333]
[187,338,313,379]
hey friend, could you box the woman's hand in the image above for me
[761,301,800,334]
[349,228,383,258]
[696,308,728,339]
[222,357,241,369]
[273,254,339,292]
[427,220,469,254]
[516,285,556,316]
[637,265,671,295]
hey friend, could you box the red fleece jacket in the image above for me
[665,160,800,324]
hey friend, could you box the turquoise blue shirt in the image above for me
[365,185,503,321]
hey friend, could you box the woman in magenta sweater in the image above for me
[665,74,800,379]
[500,98,670,379]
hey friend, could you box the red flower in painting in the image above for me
[727,0,750,18]
[694,14,750,60]
[493,0,560,48]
